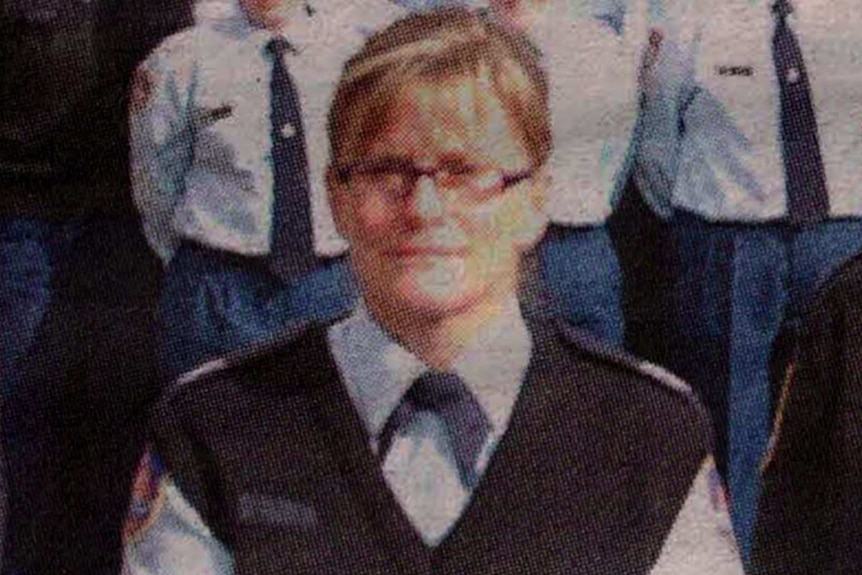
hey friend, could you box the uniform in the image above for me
[649,0,862,558]
[130,0,405,378]
[752,252,862,575]
[486,0,661,346]
[122,305,742,574]
[0,0,194,573]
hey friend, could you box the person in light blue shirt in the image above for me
[130,0,405,378]
[484,0,684,349]
[644,0,862,560]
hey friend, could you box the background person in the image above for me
[486,0,660,346]
[653,0,862,559]
[130,0,404,380]
[0,0,195,573]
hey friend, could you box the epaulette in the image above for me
[553,318,695,402]
[166,319,317,400]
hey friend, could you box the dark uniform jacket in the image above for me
[0,0,193,217]
[152,317,720,575]
[752,252,862,575]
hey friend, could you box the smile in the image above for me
[387,246,469,258]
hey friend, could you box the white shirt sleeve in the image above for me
[123,480,234,575]
[649,458,744,575]
[129,36,197,266]
[634,0,703,219]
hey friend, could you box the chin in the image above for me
[367,267,485,320]
[392,283,482,318]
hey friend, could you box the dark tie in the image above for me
[379,371,492,489]
[266,38,316,283]
[771,0,830,225]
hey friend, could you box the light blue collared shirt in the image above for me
[130,0,405,263]
[486,0,663,225]
[328,300,532,545]
[643,0,862,222]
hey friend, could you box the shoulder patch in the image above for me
[123,449,168,544]
[130,64,157,113]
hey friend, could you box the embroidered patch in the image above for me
[130,65,156,112]
[639,27,665,89]
[122,448,168,543]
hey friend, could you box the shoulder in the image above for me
[319,0,407,43]
[531,318,713,469]
[792,252,862,347]
[816,252,862,304]
[151,321,332,507]
[141,23,231,75]
[547,318,707,418]
[133,25,211,104]
[161,320,327,411]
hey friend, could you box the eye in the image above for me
[437,163,481,188]
[444,163,478,176]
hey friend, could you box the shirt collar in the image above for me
[329,299,532,444]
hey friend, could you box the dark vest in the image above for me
[752,253,862,575]
[154,320,711,575]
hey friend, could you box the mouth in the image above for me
[386,245,469,259]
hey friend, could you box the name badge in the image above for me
[714,65,755,77]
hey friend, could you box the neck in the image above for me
[249,2,306,33]
[491,0,550,34]
[365,286,518,372]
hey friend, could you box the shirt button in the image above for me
[281,123,296,139]
[786,67,800,84]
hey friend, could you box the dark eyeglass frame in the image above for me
[335,156,537,205]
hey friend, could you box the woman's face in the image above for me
[330,77,547,320]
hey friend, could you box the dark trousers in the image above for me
[2,215,163,575]
[537,223,625,347]
[607,179,675,365]
[158,242,358,379]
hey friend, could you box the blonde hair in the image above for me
[327,7,551,171]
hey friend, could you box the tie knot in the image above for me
[772,0,793,20]
[406,371,471,413]
[266,37,294,58]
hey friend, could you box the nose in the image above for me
[407,174,447,223]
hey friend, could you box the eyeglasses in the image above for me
[335,157,535,205]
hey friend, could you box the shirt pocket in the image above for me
[191,73,270,177]
[693,7,777,148]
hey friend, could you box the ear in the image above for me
[327,165,352,240]
[514,166,549,251]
